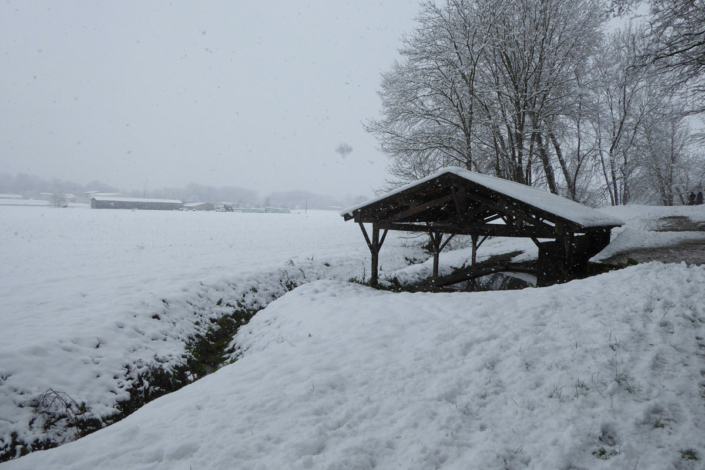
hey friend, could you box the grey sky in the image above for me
[0,1,419,197]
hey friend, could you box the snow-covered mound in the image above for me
[4,262,704,470]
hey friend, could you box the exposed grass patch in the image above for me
[0,432,58,463]
[1,389,101,463]
[186,301,255,379]
[593,447,619,460]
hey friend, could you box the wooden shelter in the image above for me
[341,168,623,288]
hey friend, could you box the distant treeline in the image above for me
[0,173,367,210]
[265,190,367,210]
[0,173,120,198]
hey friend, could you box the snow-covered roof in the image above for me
[92,197,183,204]
[341,167,624,228]
[184,202,212,207]
[0,194,22,199]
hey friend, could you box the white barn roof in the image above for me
[92,197,182,204]
[184,202,212,207]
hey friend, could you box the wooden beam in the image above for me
[451,186,463,223]
[461,188,560,231]
[439,233,455,252]
[358,222,373,251]
[416,251,532,289]
[379,229,388,248]
[460,204,493,224]
[383,193,455,224]
[483,214,503,223]
[371,225,380,286]
[430,232,442,278]
[349,177,452,222]
[359,223,387,287]
[375,222,555,238]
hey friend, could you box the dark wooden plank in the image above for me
[459,185,560,232]
[379,229,388,248]
[384,193,455,223]
[375,222,556,238]
[358,222,373,251]
[347,176,452,220]
[371,226,380,286]
[416,251,533,289]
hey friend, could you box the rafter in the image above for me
[376,222,555,238]
[383,193,455,224]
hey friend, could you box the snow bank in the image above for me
[4,262,704,470]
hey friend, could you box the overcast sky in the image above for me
[0,1,420,197]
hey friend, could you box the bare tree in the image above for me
[636,94,700,204]
[641,0,705,114]
[368,0,704,205]
[479,0,604,191]
[367,0,605,193]
[365,0,499,189]
[590,27,657,205]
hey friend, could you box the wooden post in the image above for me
[358,222,388,287]
[430,232,455,279]
[431,232,441,278]
[371,226,380,286]
[554,225,574,283]
[471,234,478,266]
[564,230,574,280]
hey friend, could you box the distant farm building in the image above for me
[184,202,215,211]
[91,197,183,210]
[264,207,291,213]
[0,194,23,199]
[87,192,132,200]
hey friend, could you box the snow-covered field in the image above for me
[2,203,705,468]
[0,199,90,208]
[0,206,418,457]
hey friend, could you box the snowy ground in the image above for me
[0,199,89,207]
[593,205,705,262]
[3,262,704,470]
[2,203,705,467]
[0,207,418,455]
